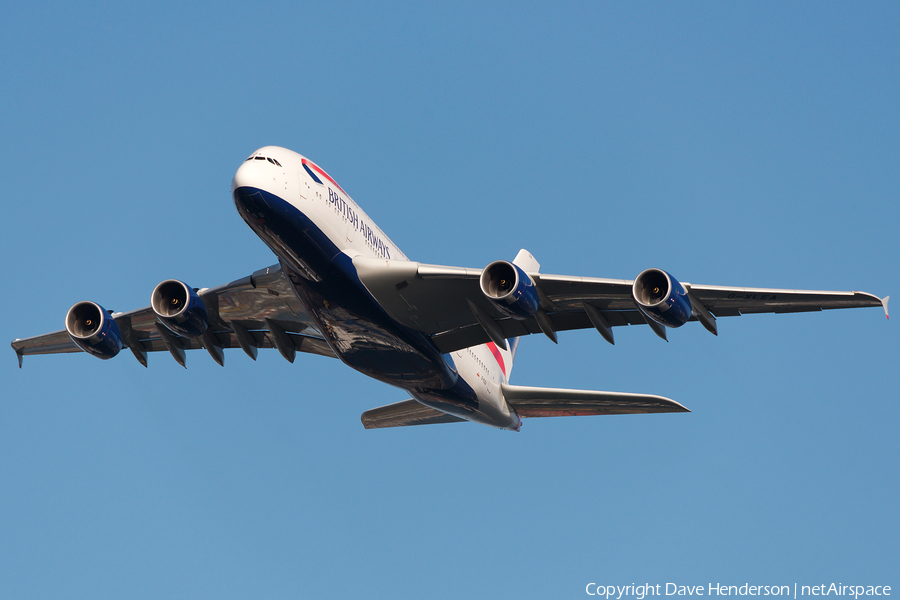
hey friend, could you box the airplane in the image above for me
[12,146,890,431]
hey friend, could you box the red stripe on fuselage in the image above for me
[302,158,348,197]
[486,341,506,377]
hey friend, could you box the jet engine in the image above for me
[632,268,692,328]
[151,279,210,337]
[480,260,539,320]
[65,301,124,359]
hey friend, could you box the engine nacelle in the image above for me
[151,279,210,338]
[632,268,692,328]
[65,301,124,360]
[480,260,540,320]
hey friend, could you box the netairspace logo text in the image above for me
[586,584,892,599]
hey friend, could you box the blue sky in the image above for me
[1,2,897,598]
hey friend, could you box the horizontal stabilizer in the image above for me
[361,399,467,429]
[501,383,689,418]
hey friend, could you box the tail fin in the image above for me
[500,249,542,381]
[513,249,540,273]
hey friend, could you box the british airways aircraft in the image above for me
[12,146,890,430]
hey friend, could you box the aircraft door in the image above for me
[298,172,309,203]
[346,206,355,242]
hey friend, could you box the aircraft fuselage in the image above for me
[231,147,521,430]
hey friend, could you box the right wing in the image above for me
[11,265,336,368]
[351,255,887,352]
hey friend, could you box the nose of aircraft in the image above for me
[231,147,290,193]
[231,156,259,193]
[232,154,275,226]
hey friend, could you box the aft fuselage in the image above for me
[231,147,520,430]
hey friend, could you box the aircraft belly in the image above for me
[233,185,456,389]
[285,269,454,388]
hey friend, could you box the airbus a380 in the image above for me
[12,146,890,431]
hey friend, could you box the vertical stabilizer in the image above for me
[513,249,540,274]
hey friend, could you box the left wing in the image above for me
[352,255,888,352]
[12,264,336,368]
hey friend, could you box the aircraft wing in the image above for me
[352,256,888,353]
[12,264,336,368]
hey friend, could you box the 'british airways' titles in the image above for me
[328,188,391,259]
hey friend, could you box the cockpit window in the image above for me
[246,155,282,167]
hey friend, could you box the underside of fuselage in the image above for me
[232,185,459,390]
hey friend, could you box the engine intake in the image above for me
[151,279,210,338]
[65,301,124,359]
[632,268,692,328]
[480,260,539,320]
